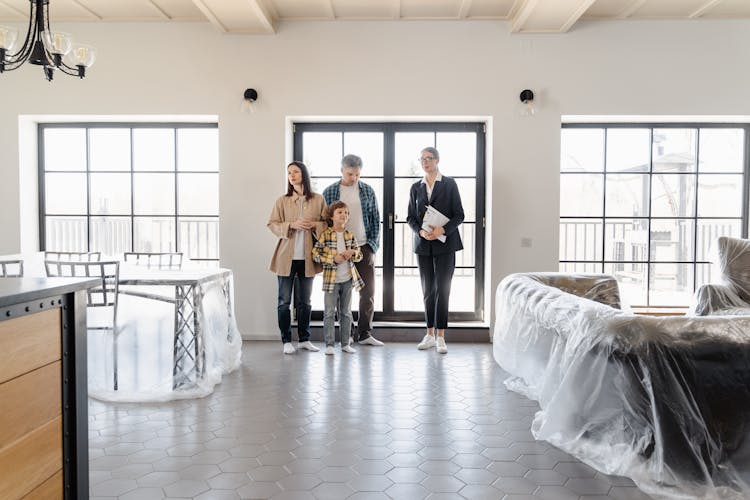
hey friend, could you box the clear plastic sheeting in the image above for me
[88,272,242,402]
[493,272,750,499]
[3,252,242,402]
[691,236,750,316]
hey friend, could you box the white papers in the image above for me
[422,205,450,243]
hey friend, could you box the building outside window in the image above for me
[560,124,749,307]
[39,123,220,266]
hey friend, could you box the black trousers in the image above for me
[352,244,376,341]
[417,252,456,330]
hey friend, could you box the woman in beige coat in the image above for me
[268,161,328,354]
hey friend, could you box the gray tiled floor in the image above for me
[89,341,653,499]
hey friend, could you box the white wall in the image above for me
[0,19,748,338]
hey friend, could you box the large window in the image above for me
[560,124,749,307]
[39,123,220,265]
[294,122,486,321]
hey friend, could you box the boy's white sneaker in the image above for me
[342,344,356,354]
[298,341,320,352]
[417,334,436,350]
[436,337,448,354]
[359,336,385,346]
[325,346,335,355]
[283,343,296,354]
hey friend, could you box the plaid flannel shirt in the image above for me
[322,181,380,253]
[312,227,365,293]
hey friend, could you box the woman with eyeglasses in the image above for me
[268,161,328,354]
[407,147,465,354]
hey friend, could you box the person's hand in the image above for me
[420,226,437,241]
[432,226,445,238]
[290,219,313,230]
[333,253,346,264]
[342,249,355,260]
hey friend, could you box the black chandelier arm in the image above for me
[43,0,58,62]
[5,0,38,63]
[1,0,93,79]
[1,57,33,71]
[3,42,33,66]
[56,63,79,77]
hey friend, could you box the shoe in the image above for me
[325,346,335,355]
[283,343,296,354]
[298,341,320,352]
[341,344,356,354]
[359,336,384,346]
[436,337,448,354]
[417,334,436,350]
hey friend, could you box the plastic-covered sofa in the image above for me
[493,272,750,499]
[692,236,750,316]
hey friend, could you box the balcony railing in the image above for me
[45,217,219,262]
[560,219,738,299]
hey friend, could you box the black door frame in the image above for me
[294,121,486,322]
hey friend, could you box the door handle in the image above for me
[388,213,393,230]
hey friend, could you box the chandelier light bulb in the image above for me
[42,31,72,55]
[68,44,96,67]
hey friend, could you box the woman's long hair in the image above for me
[286,161,314,200]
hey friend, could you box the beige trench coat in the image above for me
[267,192,328,277]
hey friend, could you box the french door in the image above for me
[294,122,485,322]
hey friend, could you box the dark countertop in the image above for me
[0,277,99,308]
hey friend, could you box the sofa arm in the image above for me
[530,273,621,309]
[690,283,749,316]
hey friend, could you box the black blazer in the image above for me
[407,175,465,256]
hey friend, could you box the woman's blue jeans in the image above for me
[277,260,313,343]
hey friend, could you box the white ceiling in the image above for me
[0,0,748,34]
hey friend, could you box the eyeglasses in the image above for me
[418,156,436,162]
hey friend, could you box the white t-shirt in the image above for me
[293,197,306,259]
[339,183,367,247]
[335,231,351,283]
[293,230,305,259]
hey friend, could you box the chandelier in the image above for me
[0,0,96,81]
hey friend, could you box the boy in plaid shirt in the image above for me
[312,200,365,354]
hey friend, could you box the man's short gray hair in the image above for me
[341,154,363,169]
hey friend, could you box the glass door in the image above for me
[294,122,485,322]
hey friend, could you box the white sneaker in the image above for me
[325,346,335,355]
[298,341,320,352]
[283,343,296,354]
[417,334,436,350]
[341,344,356,354]
[359,336,384,346]
[436,337,448,354]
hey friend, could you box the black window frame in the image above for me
[560,122,750,307]
[294,121,486,322]
[38,122,220,265]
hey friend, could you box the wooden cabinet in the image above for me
[0,278,95,500]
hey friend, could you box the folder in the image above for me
[421,205,450,243]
